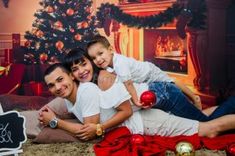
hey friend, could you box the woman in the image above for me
[39,48,235,141]
[63,48,235,121]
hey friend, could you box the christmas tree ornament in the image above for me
[81,21,88,28]
[58,0,65,4]
[35,30,44,38]
[46,6,54,13]
[55,41,64,50]
[228,144,235,155]
[66,8,74,16]
[54,21,63,29]
[74,34,81,41]
[175,141,194,156]
[70,28,75,33]
[131,134,145,145]
[39,53,48,62]
[24,40,31,47]
[85,7,91,13]
[140,91,156,107]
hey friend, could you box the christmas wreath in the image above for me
[96,0,206,38]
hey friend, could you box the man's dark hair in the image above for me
[87,35,111,50]
[44,63,70,80]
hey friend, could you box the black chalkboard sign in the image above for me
[0,111,27,151]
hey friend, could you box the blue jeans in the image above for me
[149,82,235,121]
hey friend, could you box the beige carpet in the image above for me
[19,140,227,156]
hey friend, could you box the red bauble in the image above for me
[46,6,54,13]
[81,21,88,28]
[58,0,65,4]
[70,28,75,33]
[35,30,44,38]
[55,41,64,50]
[131,134,145,145]
[140,91,156,107]
[39,53,48,62]
[54,21,63,29]
[74,34,81,41]
[66,8,74,16]
[228,144,235,155]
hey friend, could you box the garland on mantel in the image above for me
[96,1,206,30]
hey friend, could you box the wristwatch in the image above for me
[49,117,58,129]
[96,124,104,137]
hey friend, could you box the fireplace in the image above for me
[115,0,196,86]
[144,28,187,74]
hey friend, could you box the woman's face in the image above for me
[70,57,94,82]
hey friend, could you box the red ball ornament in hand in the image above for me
[131,134,145,145]
[140,91,156,107]
[228,144,235,155]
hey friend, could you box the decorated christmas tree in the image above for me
[24,0,98,64]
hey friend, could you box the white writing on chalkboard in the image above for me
[0,123,13,143]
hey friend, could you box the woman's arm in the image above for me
[76,100,133,140]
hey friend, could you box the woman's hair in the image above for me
[87,35,111,49]
[63,47,101,84]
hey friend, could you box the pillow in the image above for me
[0,94,52,111]
[33,119,100,144]
[33,127,80,143]
[46,97,75,119]
[20,110,43,139]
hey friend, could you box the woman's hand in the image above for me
[38,106,56,126]
[76,123,97,141]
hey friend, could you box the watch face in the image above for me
[96,129,102,136]
[49,119,58,128]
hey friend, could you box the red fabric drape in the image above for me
[94,126,235,156]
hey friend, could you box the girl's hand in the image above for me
[76,123,97,141]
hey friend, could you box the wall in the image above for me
[0,0,40,34]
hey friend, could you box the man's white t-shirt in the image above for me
[65,82,100,123]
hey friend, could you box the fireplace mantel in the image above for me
[119,0,177,15]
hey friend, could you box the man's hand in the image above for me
[38,106,56,126]
[76,123,97,141]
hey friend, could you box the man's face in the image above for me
[70,57,94,82]
[44,67,75,99]
[88,42,113,69]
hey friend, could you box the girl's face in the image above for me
[70,57,94,82]
[87,42,113,69]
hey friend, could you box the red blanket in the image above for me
[94,126,235,156]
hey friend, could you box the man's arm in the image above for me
[39,106,83,135]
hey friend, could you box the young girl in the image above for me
[86,35,204,117]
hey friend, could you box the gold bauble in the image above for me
[175,141,195,156]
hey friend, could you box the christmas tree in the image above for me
[24,0,98,64]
